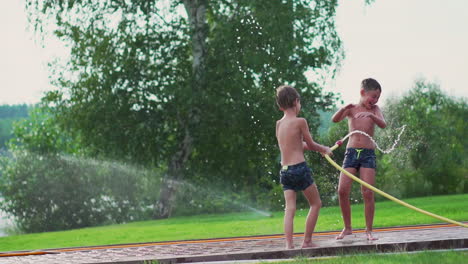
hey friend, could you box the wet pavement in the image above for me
[0,223,466,264]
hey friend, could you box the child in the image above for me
[331,78,387,241]
[275,85,332,249]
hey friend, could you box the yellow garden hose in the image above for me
[325,142,468,228]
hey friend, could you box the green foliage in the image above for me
[0,150,161,233]
[20,0,343,221]
[378,80,467,197]
[0,104,30,148]
[182,0,342,209]
[0,104,264,232]
[8,106,80,155]
[0,119,18,149]
[27,0,192,166]
[0,106,162,232]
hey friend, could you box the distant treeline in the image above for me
[0,105,29,119]
[0,104,31,148]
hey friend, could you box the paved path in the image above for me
[0,223,467,264]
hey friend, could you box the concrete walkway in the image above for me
[0,223,466,264]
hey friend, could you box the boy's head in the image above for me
[276,85,300,111]
[361,78,381,92]
[360,78,381,109]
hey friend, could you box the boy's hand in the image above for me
[322,146,333,156]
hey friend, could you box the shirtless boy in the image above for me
[331,78,387,240]
[275,85,332,249]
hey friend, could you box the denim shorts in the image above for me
[279,162,314,192]
[342,148,376,169]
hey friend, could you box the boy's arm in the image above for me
[300,118,332,155]
[332,104,354,123]
[370,105,387,128]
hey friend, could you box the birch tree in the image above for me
[25,0,343,218]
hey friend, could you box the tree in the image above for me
[25,0,343,218]
[379,80,467,197]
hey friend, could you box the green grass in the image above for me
[275,250,467,264]
[0,194,466,252]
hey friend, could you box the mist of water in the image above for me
[167,178,272,217]
[61,155,270,219]
[0,198,16,237]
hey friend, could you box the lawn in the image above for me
[0,194,466,252]
[275,250,467,264]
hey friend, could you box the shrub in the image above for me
[0,150,160,233]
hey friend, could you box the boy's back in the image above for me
[276,117,307,166]
[275,84,331,249]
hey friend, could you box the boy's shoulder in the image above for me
[277,115,306,121]
[290,116,307,125]
[276,116,307,127]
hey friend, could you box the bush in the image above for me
[0,150,160,233]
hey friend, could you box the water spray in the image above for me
[336,125,406,154]
[325,127,467,228]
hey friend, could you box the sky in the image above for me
[328,0,468,105]
[0,0,467,106]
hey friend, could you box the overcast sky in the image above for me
[328,0,468,105]
[1,0,467,105]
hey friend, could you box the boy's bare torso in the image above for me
[276,117,305,166]
[347,105,377,149]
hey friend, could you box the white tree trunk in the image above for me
[155,0,207,219]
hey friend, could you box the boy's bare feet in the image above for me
[366,231,378,241]
[336,228,352,239]
[301,241,319,248]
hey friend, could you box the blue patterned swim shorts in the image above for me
[279,162,314,192]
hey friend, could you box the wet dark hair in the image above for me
[276,85,300,109]
[361,78,382,92]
